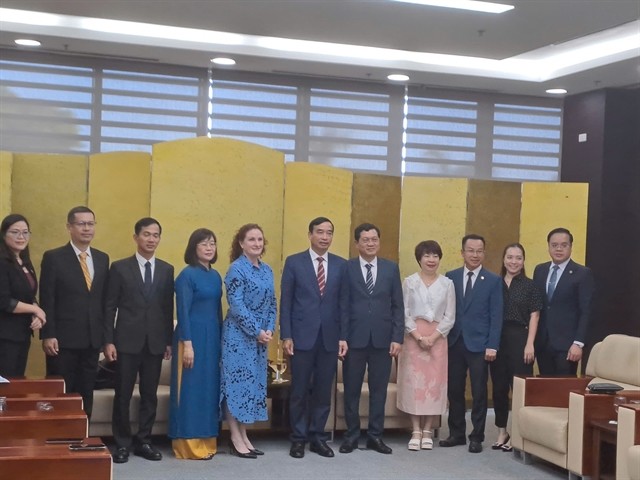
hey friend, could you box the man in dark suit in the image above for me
[339,223,404,455]
[533,227,594,376]
[281,217,348,459]
[440,234,503,454]
[40,206,110,418]
[104,217,174,464]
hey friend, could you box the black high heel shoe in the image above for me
[230,442,257,459]
[249,448,264,456]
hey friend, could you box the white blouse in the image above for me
[402,272,456,337]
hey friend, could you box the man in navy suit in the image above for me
[281,217,348,459]
[339,223,404,455]
[104,218,174,464]
[40,206,110,418]
[533,227,594,376]
[440,234,503,454]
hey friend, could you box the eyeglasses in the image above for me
[71,221,97,228]
[359,238,379,245]
[197,241,217,248]
[6,230,31,238]
[464,249,485,255]
[550,243,570,249]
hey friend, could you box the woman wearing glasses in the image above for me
[169,228,223,460]
[0,214,46,377]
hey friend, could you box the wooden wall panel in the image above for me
[88,152,151,261]
[350,173,401,263]
[466,180,522,275]
[399,177,467,280]
[0,151,12,218]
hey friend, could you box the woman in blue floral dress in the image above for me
[221,224,276,458]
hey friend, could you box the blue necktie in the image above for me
[547,265,559,300]
[464,271,474,298]
[365,264,374,295]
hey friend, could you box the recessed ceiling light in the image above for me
[388,74,410,82]
[15,38,41,47]
[546,88,568,95]
[389,0,514,14]
[211,57,236,66]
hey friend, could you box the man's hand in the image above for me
[164,345,172,361]
[484,348,497,362]
[389,342,402,357]
[567,344,583,363]
[338,340,348,360]
[282,338,294,356]
[104,343,117,362]
[42,338,59,356]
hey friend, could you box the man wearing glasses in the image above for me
[533,227,594,376]
[40,206,110,418]
[440,234,503,454]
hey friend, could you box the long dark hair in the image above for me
[0,214,32,267]
[184,228,218,266]
[500,242,527,278]
[230,224,266,262]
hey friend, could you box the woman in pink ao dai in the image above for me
[397,240,455,451]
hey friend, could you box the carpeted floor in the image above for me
[108,410,566,480]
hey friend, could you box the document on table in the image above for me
[0,375,9,383]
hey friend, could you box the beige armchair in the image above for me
[512,334,640,480]
[618,404,640,480]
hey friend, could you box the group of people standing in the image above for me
[0,208,593,463]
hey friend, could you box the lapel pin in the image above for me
[480,276,485,280]
[569,270,573,274]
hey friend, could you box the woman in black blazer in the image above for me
[0,214,46,377]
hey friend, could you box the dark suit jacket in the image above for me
[104,256,174,356]
[40,244,110,349]
[279,250,347,352]
[446,267,503,352]
[0,257,37,342]
[341,257,404,349]
[533,259,594,352]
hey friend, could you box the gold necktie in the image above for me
[79,252,92,290]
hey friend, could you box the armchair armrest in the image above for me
[617,404,640,480]
[521,375,592,408]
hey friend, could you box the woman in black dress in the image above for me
[490,243,543,451]
[0,214,46,377]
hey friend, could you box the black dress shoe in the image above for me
[112,447,129,464]
[134,443,162,461]
[230,442,257,459]
[468,441,483,453]
[250,448,264,456]
[338,440,358,454]
[439,436,466,447]
[310,440,334,458]
[289,441,305,459]
[366,437,392,454]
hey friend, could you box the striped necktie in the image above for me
[78,252,92,290]
[365,263,374,295]
[316,257,325,296]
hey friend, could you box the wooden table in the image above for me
[590,419,617,480]
[0,378,65,396]
[0,410,87,440]
[0,438,112,480]
[267,375,291,430]
[5,393,83,411]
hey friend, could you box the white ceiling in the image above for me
[1,0,639,97]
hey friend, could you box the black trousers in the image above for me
[490,323,533,428]
[46,347,99,418]
[288,331,337,443]
[342,344,392,442]
[112,344,163,449]
[0,338,31,377]
[447,337,489,443]
[537,347,578,376]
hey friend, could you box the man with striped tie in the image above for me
[280,217,348,459]
[339,223,404,455]
[533,227,594,376]
[40,206,110,418]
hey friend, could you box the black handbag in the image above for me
[587,382,624,394]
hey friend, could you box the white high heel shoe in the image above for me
[408,431,421,451]
[421,430,433,450]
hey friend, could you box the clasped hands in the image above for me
[257,329,273,345]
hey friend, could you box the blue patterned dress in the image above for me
[220,255,276,424]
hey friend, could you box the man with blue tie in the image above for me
[533,227,594,376]
[280,217,348,459]
[339,223,404,455]
[440,234,503,453]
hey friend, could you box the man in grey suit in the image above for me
[40,206,110,418]
[533,227,594,376]
[339,223,404,455]
[104,217,174,464]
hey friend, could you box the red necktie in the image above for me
[317,257,325,296]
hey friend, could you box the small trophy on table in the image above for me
[268,341,288,384]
